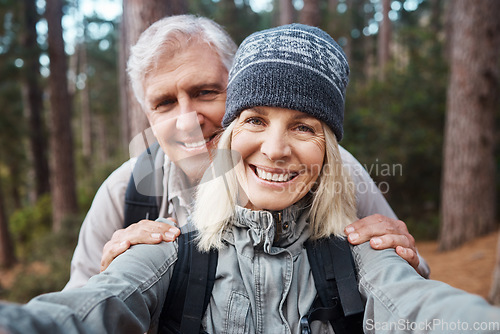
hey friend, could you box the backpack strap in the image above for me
[304,237,364,334]
[158,232,218,334]
[124,142,162,227]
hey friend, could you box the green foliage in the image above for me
[1,214,82,302]
[9,194,52,257]
[189,0,272,45]
[344,22,448,240]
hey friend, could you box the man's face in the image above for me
[143,41,228,184]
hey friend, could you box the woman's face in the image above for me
[231,107,326,211]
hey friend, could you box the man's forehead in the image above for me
[156,39,225,67]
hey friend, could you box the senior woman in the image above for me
[1,24,499,334]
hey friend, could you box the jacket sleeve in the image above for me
[0,242,177,334]
[353,242,500,333]
[64,160,133,290]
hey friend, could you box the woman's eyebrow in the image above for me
[248,107,267,115]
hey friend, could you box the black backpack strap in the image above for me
[304,237,364,334]
[124,142,162,227]
[158,232,218,334]
[328,237,364,317]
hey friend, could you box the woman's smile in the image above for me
[251,165,298,183]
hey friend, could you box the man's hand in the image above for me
[100,219,180,272]
[344,214,420,272]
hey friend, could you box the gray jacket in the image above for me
[0,205,498,334]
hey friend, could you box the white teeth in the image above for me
[255,167,291,182]
[184,138,208,148]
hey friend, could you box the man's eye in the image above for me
[154,100,175,110]
[197,90,218,99]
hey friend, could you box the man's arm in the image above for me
[64,161,132,290]
[339,146,430,277]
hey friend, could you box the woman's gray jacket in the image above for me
[1,206,499,334]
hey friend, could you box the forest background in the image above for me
[0,0,499,304]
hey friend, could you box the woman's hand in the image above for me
[100,219,180,272]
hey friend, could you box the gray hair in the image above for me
[127,15,237,107]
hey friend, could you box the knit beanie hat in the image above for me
[223,23,349,141]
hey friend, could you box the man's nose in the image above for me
[176,110,203,133]
[260,130,292,161]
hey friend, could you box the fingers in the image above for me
[345,214,417,252]
[117,219,181,245]
[100,218,181,272]
[344,214,421,272]
[345,214,410,245]
[396,246,420,272]
[101,239,130,272]
[368,234,413,250]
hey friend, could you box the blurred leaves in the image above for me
[344,20,448,235]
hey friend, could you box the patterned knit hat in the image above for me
[223,23,349,141]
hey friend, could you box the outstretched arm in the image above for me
[0,241,177,334]
[354,242,500,333]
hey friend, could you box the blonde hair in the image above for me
[193,120,357,252]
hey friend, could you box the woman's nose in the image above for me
[260,130,292,161]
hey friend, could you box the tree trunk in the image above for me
[299,0,320,26]
[96,114,109,164]
[0,179,16,268]
[22,0,50,200]
[439,0,500,251]
[491,231,500,305]
[119,0,187,148]
[45,0,78,231]
[429,0,443,36]
[442,0,454,61]
[326,0,339,34]
[279,0,294,25]
[79,42,92,165]
[377,0,391,81]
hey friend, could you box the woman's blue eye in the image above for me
[296,125,314,133]
[246,117,264,125]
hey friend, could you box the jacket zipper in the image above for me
[272,211,283,242]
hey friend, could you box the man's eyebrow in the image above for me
[188,83,226,92]
[148,93,174,106]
